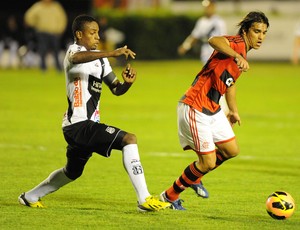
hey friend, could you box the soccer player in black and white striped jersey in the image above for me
[18,14,170,212]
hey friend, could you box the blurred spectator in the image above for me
[233,0,242,14]
[292,20,300,65]
[177,0,227,64]
[97,16,110,51]
[127,0,160,10]
[177,0,229,116]
[19,26,39,68]
[0,15,22,68]
[24,0,67,72]
[93,0,127,9]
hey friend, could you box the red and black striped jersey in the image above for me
[180,35,246,115]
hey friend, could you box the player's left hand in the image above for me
[122,63,136,84]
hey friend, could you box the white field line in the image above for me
[147,152,255,160]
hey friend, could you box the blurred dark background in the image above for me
[0,0,299,66]
[0,0,92,52]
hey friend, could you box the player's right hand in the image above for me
[114,45,136,59]
[177,46,187,56]
[234,55,249,72]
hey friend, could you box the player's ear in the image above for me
[75,31,82,40]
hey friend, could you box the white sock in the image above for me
[25,168,73,202]
[122,144,150,204]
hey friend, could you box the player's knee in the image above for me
[64,167,83,180]
[224,147,240,159]
[231,148,240,157]
[204,162,217,172]
[219,144,240,159]
[198,163,216,173]
[196,157,216,172]
[122,133,137,145]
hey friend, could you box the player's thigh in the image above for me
[86,122,126,156]
[63,121,125,157]
[212,111,234,141]
[177,103,215,153]
[212,112,239,157]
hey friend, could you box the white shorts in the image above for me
[177,102,235,154]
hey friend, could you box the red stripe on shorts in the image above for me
[188,107,200,152]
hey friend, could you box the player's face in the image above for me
[78,21,100,50]
[204,4,215,17]
[244,22,268,50]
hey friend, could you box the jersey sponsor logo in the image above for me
[74,77,82,107]
[88,75,102,95]
[91,80,102,93]
[87,75,102,120]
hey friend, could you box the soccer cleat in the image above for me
[18,193,45,208]
[137,195,171,212]
[160,191,186,210]
[190,181,209,198]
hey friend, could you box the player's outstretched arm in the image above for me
[70,45,136,64]
[178,35,197,56]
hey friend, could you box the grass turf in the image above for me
[0,60,299,229]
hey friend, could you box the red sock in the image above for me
[214,149,228,168]
[165,161,205,201]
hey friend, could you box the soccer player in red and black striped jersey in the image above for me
[160,11,270,210]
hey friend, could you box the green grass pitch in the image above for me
[0,60,299,229]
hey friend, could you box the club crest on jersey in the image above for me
[105,127,115,134]
[220,70,236,88]
[226,77,235,87]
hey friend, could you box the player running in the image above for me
[18,14,170,212]
[160,11,270,210]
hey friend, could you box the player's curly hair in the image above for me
[238,11,269,35]
[72,14,97,38]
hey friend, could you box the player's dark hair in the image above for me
[72,14,97,38]
[237,11,269,35]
